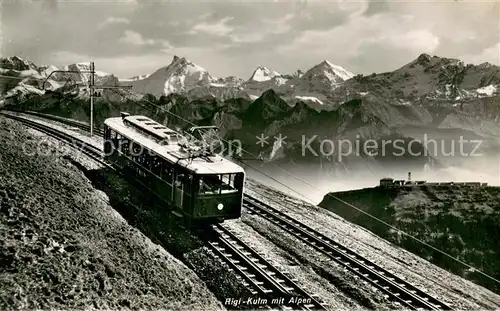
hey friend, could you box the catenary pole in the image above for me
[90,62,95,137]
[87,62,132,137]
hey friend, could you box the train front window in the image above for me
[199,173,240,194]
[221,174,236,192]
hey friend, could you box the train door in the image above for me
[103,126,112,157]
[174,172,184,209]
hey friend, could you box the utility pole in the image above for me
[89,62,95,137]
[88,62,132,137]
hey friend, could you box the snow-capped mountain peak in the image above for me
[0,56,38,71]
[162,55,215,95]
[290,60,354,100]
[318,60,355,81]
[249,66,281,82]
[122,55,216,96]
[168,55,208,74]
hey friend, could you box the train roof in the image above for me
[104,115,245,175]
[124,115,182,142]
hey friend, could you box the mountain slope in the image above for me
[319,185,500,295]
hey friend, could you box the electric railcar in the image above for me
[103,112,245,226]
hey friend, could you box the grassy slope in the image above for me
[319,185,500,294]
[0,116,222,310]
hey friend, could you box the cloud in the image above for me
[365,29,440,53]
[3,0,499,79]
[118,30,173,52]
[50,50,171,78]
[461,42,500,65]
[119,30,156,45]
[229,13,294,43]
[98,16,130,28]
[50,48,239,79]
[363,0,389,17]
[271,2,496,75]
[189,17,235,36]
[40,0,58,12]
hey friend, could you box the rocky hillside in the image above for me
[0,116,222,310]
[318,184,500,295]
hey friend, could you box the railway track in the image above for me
[3,109,104,136]
[2,111,326,310]
[243,195,452,310]
[0,112,108,167]
[208,224,326,310]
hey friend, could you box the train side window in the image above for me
[130,141,141,159]
[175,173,184,187]
[152,155,163,177]
[117,137,125,154]
[164,166,173,185]
[185,174,193,193]
[137,153,144,165]
[122,138,130,155]
[109,130,118,149]
[144,151,152,169]
[174,173,192,192]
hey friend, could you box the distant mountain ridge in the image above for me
[1,53,499,149]
[0,56,119,102]
[2,53,499,111]
[114,55,356,108]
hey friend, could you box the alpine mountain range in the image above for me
[1,53,499,194]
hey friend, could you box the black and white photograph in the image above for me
[1,0,500,310]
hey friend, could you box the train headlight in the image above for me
[217,203,224,210]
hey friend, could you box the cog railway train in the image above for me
[103,112,245,226]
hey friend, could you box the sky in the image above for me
[2,0,499,79]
